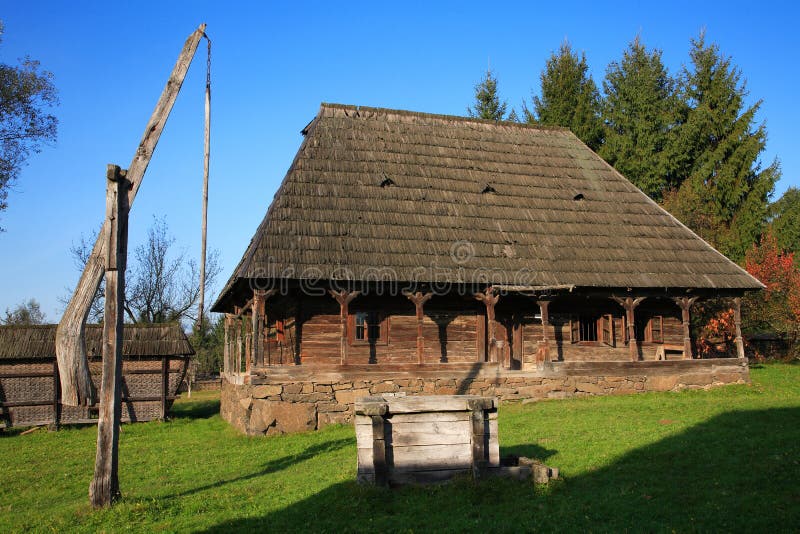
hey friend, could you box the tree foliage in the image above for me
[742,231,800,337]
[2,298,46,325]
[663,34,778,261]
[0,21,58,225]
[467,69,508,121]
[189,314,224,375]
[599,37,679,200]
[526,41,603,150]
[769,187,800,259]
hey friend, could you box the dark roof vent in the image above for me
[482,184,497,194]
[573,193,585,201]
[380,176,396,188]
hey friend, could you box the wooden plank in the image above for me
[390,444,473,472]
[160,357,169,420]
[371,415,387,486]
[387,420,471,436]
[388,432,471,447]
[374,396,494,414]
[387,412,471,424]
[388,468,472,485]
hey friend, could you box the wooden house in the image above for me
[0,323,193,428]
[211,104,761,435]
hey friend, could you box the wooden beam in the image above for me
[89,164,129,508]
[404,291,433,365]
[51,360,60,430]
[329,290,360,365]
[611,296,646,362]
[474,288,500,364]
[160,357,169,420]
[56,25,208,407]
[673,296,699,359]
[733,297,745,359]
[537,300,552,365]
[251,290,268,368]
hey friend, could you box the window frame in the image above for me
[348,311,389,345]
[570,314,615,346]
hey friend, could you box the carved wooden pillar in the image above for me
[673,296,699,359]
[733,296,745,359]
[537,300,551,365]
[252,290,265,369]
[612,296,646,362]
[244,314,252,374]
[233,308,243,375]
[329,289,360,365]
[475,288,500,365]
[405,291,433,365]
[223,314,233,376]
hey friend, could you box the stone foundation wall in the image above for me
[220,359,749,436]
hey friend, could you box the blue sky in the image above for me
[1,1,798,322]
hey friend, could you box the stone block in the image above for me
[647,375,679,391]
[435,386,457,395]
[250,400,317,434]
[239,397,253,411]
[372,382,399,394]
[315,384,333,393]
[302,383,315,393]
[318,411,351,428]
[679,373,713,387]
[333,382,353,390]
[283,383,303,394]
[317,402,348,412]
[576,382,605,395]
[252,385,283,399]
[334,388,371,405]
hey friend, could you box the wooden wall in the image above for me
[264,294,689,367]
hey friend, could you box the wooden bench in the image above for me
[655,344,685,360]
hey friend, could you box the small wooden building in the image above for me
[212,104,761,435]
[0,323,193,428]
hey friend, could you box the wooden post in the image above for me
[244,313,252,374]
[733,296,745,359]
[56,25,208,407]
[371,415,388,487]
[405,291,433,365]
[537,300,551,365]
[51,360,60,430]
[89,164,129,508]
[223,314,232,376]
[196,36,211,335]
[673,296,699,359]
[235,316,243,375]
[329,290,360,365]
[252,290,265,369]
[160,357,169,420]
[612,296,646,362]
[475,288,500,364]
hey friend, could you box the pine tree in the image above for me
[770,187,800,258]
[600,37,678,200]
[663,33,778,261]
[526,41,603,150]
[467,69,508,121]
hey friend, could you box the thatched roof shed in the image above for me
[0,323,194,360]
[213,104,760,311]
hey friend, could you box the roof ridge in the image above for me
[319,102,571,132]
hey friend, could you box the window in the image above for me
[350,312,387,344]
[570,314,614,347]
[649,316,663,343]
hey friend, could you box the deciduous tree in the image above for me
[0,21,58,226]
[2,298,46,325]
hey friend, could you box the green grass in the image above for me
[2,364,799,533]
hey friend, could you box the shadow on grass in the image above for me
[202,407,800,532]
[169,437,355,501]
[170,397,220,420]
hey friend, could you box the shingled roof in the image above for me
[0,323,194,360]
[213,103,761,311]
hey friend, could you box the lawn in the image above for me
[2,364,798,533]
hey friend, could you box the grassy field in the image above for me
[2,364,798,533]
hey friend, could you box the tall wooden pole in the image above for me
[57,24,208,407]
[89,165,129,508]
[733,297,745,359]
[197,36,211,334]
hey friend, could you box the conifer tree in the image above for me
[769,187,800,259]
[467,69,508,121]
[663,34,778,261]
[600,37,678,200]
[526,42,603,150]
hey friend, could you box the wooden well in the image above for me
[355,395,499,485]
